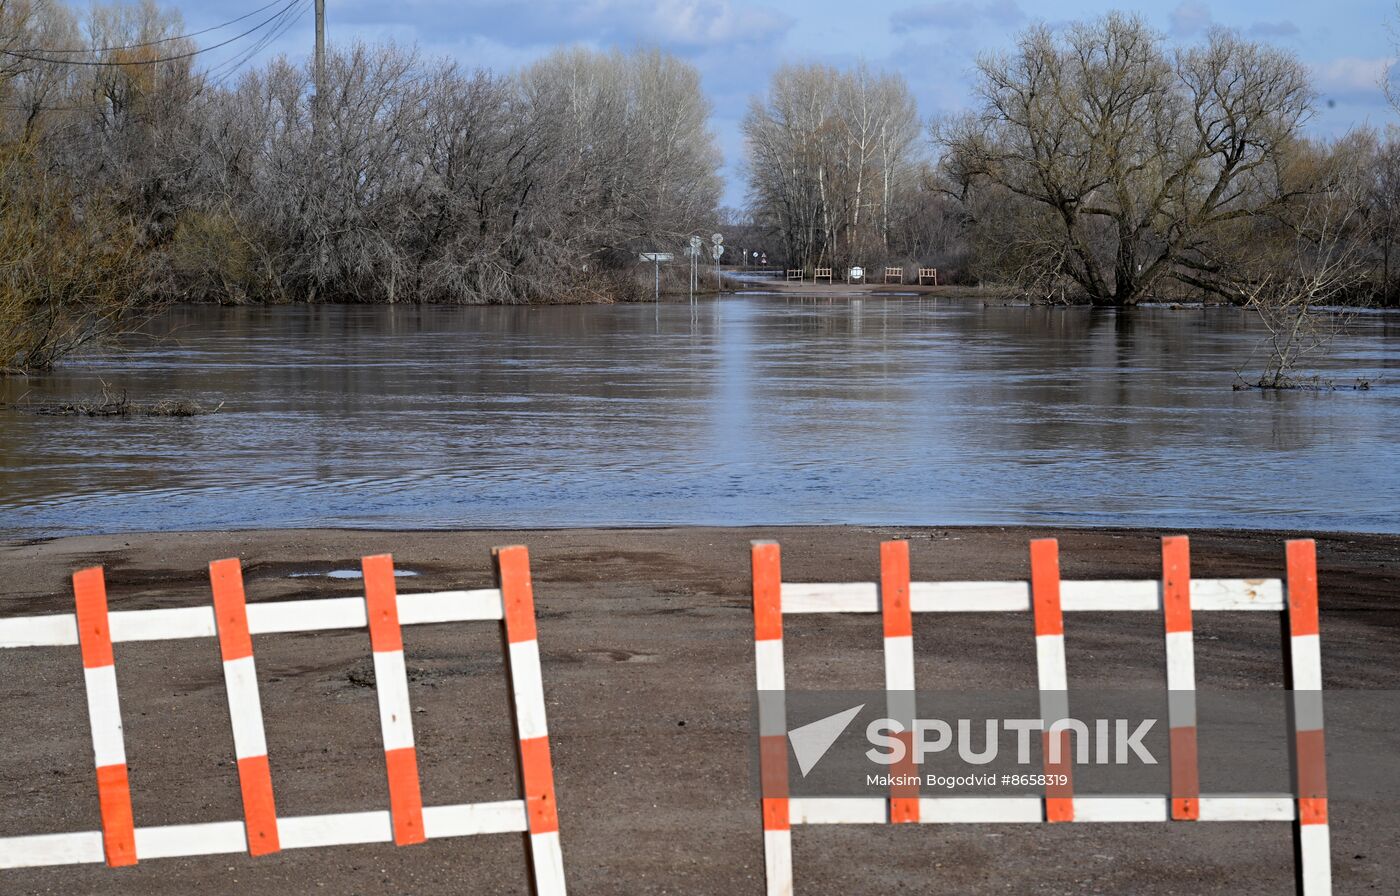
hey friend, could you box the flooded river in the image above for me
[1,298,1397,537]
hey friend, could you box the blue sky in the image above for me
[181,0,1398,206]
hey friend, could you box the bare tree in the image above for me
[937,14,1313,305]
[1371,130,1400,306]
[0,141,149,372]
[743,63,922,269]
[1236,136,1376,388]
[2,3,725,371]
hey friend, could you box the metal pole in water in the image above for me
[640,251,671,321]
[709,233,724,296]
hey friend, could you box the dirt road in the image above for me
[0,525,1395,894]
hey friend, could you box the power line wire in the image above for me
[1,0,311,112]
[16,0,293,55]
[0,0,306,67]
[202,0,309,90]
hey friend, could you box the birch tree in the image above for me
[743,64,921,268]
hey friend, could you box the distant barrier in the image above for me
[883,266,903,284]
[751,536,1329,895]
[918,267,938,285]
[0,547,566,894]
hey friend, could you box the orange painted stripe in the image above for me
[494,546,539,645]
[384,747,426,845]
[1163,538,1199,823]
[95,763,137,867]
[1295,728,1327,803]
[880,541,912,639]
[759,733,789,802]
[1029,540,1063,637]
[1286,540,1320,638]
[890,729,919,824]
[1295,724,1328,825]
[1169,726,1200,821]
[519,735,560,835]
[1161,536,1192,634]
[236,755,281,855]
[1042,730,1074,823]
[209,558,254,663]
[1298,797,1328,826]
[362,554,405,653]
[751,543,782,642]
[762,796,790,832]
[1045,797,1074,824]
[73,567,115,669]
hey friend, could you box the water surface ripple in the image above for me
[1,298,1396,537]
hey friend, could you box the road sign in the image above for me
[850,266,864,280]
[711,244,725,259]
[690,235,703,250]
[712,233,723,244]
[640,252,672,303]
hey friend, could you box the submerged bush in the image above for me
[0,144,153,373]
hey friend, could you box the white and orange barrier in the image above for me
[751,536,1330,895]
[0,546,566,894]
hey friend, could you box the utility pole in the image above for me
[310,0,327,299]
[313,0,326,133]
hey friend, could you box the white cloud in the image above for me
[331,0,791,51]
[1168,2,1212,38]
[1313,56,1388,95]
[644,0,793,48]
[890,1,1024,36]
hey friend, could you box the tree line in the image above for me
[743,13,1400,313]
[5,2,1400,374]
[2,0,721,370]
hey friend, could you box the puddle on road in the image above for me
[287,569,419,580]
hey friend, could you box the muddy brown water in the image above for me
[1,299,1397,537]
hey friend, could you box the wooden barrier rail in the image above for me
[752,536,1329,895]
[0,548,567,894]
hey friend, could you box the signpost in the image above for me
[688,236,703,306]
[640,252,673,303]
[711,233,724,293]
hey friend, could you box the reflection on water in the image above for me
[1,298,1397,537]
